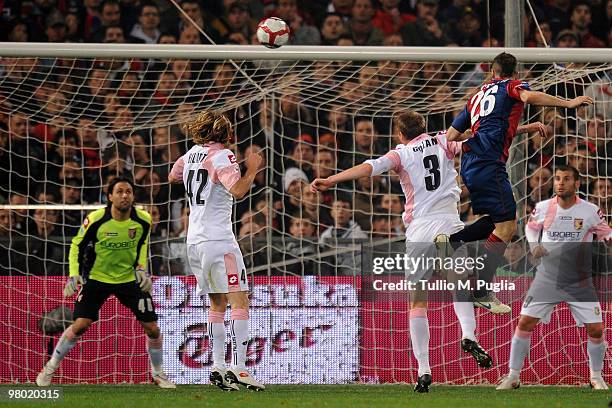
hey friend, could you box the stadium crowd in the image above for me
[0,0,610,276]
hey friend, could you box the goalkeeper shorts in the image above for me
[73,279,158,322]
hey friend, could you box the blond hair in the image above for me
[183,110,233,145]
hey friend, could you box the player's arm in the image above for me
[517,122,548,138]
[134,211,153,292]
[65,215,95,296]
[518,90,593,109]
[311,152,400,192]
[525,203,547,258]
[447,107,470,142]
[168,157,185,184]
[591,208,612,242]
[228,151,262,199]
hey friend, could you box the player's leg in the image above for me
[208,292,239,391]
[465,165,515,313]
[114,281,175,389]
[225,290,264,390]
[36,280,109,386]
[585,322,607,389]
[497,313,542,390]
[569,302,607,389]
[410,293,432,393]
[448,216,495,247]
[213,242,263,391]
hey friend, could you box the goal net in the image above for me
[0,44,610,385]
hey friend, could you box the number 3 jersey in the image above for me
[169,142,241,245]
[452,78,530,163]
[365,132,462,227]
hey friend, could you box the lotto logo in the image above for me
[228,274,239,286]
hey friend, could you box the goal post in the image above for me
[0,44,610,385]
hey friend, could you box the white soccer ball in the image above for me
[256,17,290,48]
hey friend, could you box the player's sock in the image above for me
[230,309,249,371]
[508,328,532,373]
[147,335,164,375]
[473,233,506,298]
[409,308,430,376]
[587,336,606,377]
[452,301,476,341]
[49,326,80,367]
[449,216,495,246]
[208,311,226,368]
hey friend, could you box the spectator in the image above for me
[287,135,315,179]
[326,0,354,21]
[8,192,28,234]
[548,0,571,36]
[211,2,256,45]
[446,6,481,47]
[340,118,380,169]
[345,0,384,45]
[301,187,333,231]
[373,0,415,36]
[371,211,396,238]
[130,2,161,44]
[0,208,12,236]
[28,208,64,275]
[6,19,30,42]
[274,0,321,45]
[65,12,82,41]
[8,114,45,185]
[590,177,611,220]
[82,0,103,41]
[45,10,68,43]
[569,1,605,48]
[555,29,579,47]
[178,25,202,44]
[320,13,345,45]
[400,0,449,46]
[158,32,178,44]
[528,167,553,203]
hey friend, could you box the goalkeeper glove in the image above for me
[135,267,152,293]
[63,276,84,297]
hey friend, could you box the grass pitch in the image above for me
[1,384,610,408]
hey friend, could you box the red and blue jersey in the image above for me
[451,78,530,163]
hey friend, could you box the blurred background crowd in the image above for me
[0,0,610,277]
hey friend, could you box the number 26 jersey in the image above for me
[169,142,241,245]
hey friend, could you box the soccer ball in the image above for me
[256,17,290,48]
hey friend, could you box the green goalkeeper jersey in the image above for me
[69,207,152,284]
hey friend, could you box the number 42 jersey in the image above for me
[169,142,241,245]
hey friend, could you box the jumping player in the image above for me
[168,111,264,391]
[311,110,492,393]
[447,52,593,312]
[497,165,610,390]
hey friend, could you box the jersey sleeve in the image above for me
[589,207,612,241]
[68,210,101,277]
[435,132,463,159]
[507,80,530,101]
[169,156,185,181]
[525,202,544,246]
[365,150,401,176]
[212,149,241,191]
[451,107,470,133]
[136,210,152,270]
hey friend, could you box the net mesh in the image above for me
[0,54,610,385]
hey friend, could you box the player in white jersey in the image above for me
[168,111,264,391]
[311,110,492,392]
[497,166,611,391]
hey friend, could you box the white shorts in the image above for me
[521,300,603,327]
[187,240,249,295]
[404,214,464,282]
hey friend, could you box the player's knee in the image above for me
[517,316,537,332]
[71,319,92,336]
[228,292,249,310]
[143,324,160,339]
[586,324,603,340]
[495,221,516,242]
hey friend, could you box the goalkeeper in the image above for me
[36,177,175,389]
